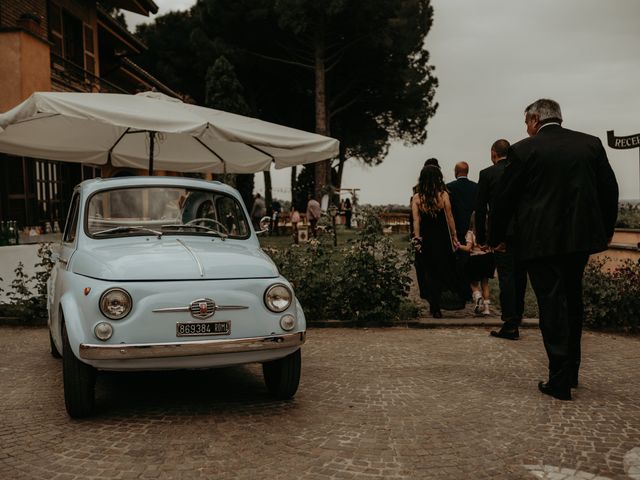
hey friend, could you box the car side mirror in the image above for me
[257,216,271,235]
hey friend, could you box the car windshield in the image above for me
[86,186,250,239]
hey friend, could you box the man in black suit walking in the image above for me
[447,162,478,246]
[490,99,618,401]
[476,139,528,338]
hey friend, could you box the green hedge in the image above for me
[0,243,53,325]
[583,257,640,332]
[264,211,416,324]
[616,204,640,229]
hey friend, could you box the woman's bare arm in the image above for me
[411,194,421,239]
[442,192,458,244]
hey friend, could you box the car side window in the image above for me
[63,193,80,244]
[216,195,249,237]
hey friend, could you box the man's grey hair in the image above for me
[525,98,562,123]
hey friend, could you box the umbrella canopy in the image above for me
[0,91,338,174]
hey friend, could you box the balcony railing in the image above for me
[50,53,127,94]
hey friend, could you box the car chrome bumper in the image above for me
[79,331,306,360]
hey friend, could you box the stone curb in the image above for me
[307,318,539,328]
[406,318,539,329]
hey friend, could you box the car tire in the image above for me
[49,330,61,358]
[262,348,301,400]
[62,323,96,418]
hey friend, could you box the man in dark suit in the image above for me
[490,99,618,401]
[476,139,528,337]
[447,162,478,245]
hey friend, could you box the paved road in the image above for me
[1,326,640,480]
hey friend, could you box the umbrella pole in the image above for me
[148,131,156,176]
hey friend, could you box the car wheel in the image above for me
[262,348,301,400]
[49,330,61,358]
[62,323,96,418]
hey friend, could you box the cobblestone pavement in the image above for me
[1,326,640,480]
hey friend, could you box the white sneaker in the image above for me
[482,300,491,316]
[473,296,483,315]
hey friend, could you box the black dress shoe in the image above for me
[538,381,571,401]
[489,328,519,340]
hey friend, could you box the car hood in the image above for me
[71,237,279,281]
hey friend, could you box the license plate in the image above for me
[176,321,230,337]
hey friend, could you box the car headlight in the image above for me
[99,288,132,320]
[264,284,292,313]
[280,314,296,331]
[94,322,113,341]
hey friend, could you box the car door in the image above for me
[49,189,80,344]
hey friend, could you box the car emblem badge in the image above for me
[189,298,216,319]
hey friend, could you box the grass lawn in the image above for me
[488,277,539,319]
[258,227,410,250]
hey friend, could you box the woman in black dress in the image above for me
[411,165,466,317]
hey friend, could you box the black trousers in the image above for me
[494,248,528,329]
[527,253,589,388]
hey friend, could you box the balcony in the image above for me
[50,53,126,94]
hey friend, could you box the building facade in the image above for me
[0,0,180,230]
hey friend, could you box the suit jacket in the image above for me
[446,177,478,243]
[475,160,507,245]
[489,124,619,261]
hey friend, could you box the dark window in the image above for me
[35,160,61,223]
[48,1,84,67]
[62,10,83,66]
[0,155,36,228]
[82,165,101,181]
[83,24,94,52]
[47,2,63,56]
[63,192,79,244]
[216,195,249,237]
[83,24,95,74]
[0,156,80,228]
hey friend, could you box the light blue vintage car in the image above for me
[48,176,305,418]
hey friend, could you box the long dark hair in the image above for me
[416,165,446,216]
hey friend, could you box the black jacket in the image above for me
[446,177,478,243]
[475,160,507,245]
[490,124,619,260]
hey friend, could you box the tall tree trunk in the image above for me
[336,143,347,190]
[263,170,272,210]
[336,158,345,191]
[235,173,254,212]
[313,23,330,200]
[290,165,297,199]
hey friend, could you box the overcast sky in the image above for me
[127,0,640,204]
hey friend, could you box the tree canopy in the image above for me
[135,0,438,197]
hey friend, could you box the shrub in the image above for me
[616,203,640,229]
[263,238,337,321]
[0,243,53,325]
[265,210,415,324]
[583,257,640,332]
[334,211,412,323]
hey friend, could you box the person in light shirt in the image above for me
[306,195,321,238]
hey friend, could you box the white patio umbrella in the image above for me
[0,91,338,174]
